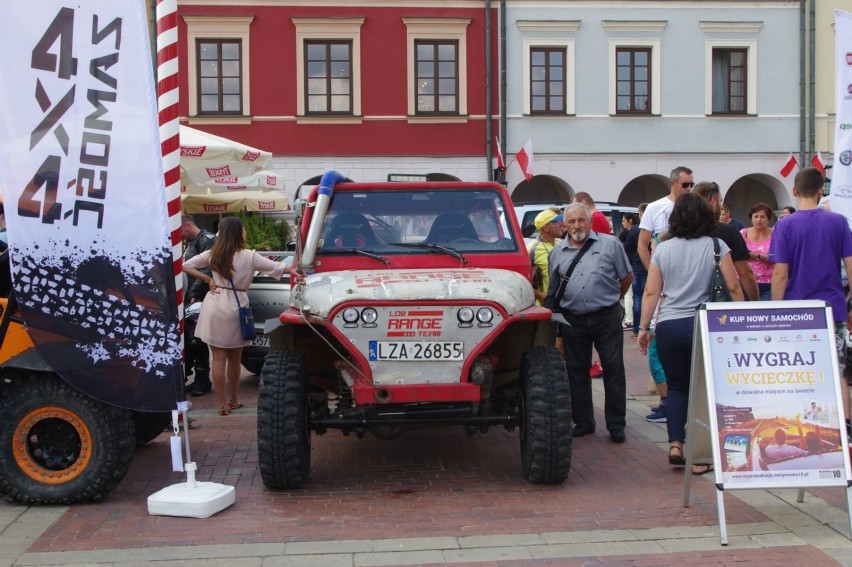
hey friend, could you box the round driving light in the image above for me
[457,307,474,323]
[361,307,379,324]
[342,308,359,323]
[476,308,494,323]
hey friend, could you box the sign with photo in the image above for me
[700,303,851,489]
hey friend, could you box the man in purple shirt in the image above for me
[770,167,852,435]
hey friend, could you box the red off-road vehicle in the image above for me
[257,172,571,488]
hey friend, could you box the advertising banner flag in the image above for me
[0,2,182,411]
[832,10,852,227]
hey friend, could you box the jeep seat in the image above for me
[324,212,377,248]
[425,213,479,244]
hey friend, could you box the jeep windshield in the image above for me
[317,189,518,255]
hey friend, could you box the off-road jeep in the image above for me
[257,172,572,488]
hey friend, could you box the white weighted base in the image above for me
[147,480,235,518]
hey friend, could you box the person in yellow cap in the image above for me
[527,208,563,306]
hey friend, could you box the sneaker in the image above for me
[622,322,633,331]
[650,398,666,412]
[589,361,604,378]
[645,405,667,423]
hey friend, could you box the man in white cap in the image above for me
[527,208,563,305]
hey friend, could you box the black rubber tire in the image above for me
[0,373,136,504]
[130,411,171,447]
[519,346,572,484]
[257,351,311,489]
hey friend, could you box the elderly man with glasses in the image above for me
[547,202,633,443]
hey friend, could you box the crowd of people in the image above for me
[528,166,852,475]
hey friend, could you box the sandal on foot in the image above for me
[228,400,244,410]
[692,463,714,476]
[218,407,231,416]
[668,445,686,466]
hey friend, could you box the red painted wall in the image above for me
[177,4,499,158]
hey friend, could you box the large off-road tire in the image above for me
[519,346,572,484]
[0,373,136,504]
[130,411,171,447]
[257,351,311,489]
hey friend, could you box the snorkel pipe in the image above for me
[299,170,346,271]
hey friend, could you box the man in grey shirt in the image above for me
[547,203,633,443]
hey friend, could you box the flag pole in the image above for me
[148,0,235,518]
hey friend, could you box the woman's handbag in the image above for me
[229,279,256,340]
[708,238,732,303]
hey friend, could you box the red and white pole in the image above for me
[156,0,184,326]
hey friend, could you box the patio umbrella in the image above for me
[181,190,290,214]
[179,126,277,191]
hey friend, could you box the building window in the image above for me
[415,41,458,114]
[702,34,757,116]
[615,47,651,114]
[293,18,363,122]
[305,41,352,114]
[183,15,253,122]
[530,47,565,114]
[403,17,470,121]
[712,48,747,114]
[197,40,242,115]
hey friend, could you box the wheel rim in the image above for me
[12,407,92,484]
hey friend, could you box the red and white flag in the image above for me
[517,139,535,181]
[780,152,798,178]
[495,136,505,169]
[811,152,826,175]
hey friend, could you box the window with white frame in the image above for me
[293,18,364,121]
[603,21,664,116]
[183,15,253,121]
[607,39,661,116]
[703,38,757,116]
[403,17,470,121]
[518,21,578,117]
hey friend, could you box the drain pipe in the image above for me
[500,0,507,168]
[798,0,806,167]
[299,170,345,271]
[485,0,493,179]
[808,0,816,159]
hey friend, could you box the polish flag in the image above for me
[780,152,798,178]
[811,152,826,175]
[517,139,535,181]
[495,136,505,169]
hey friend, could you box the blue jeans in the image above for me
[561,303,627,432]
[631,270,647,335]
[654,316,695,443]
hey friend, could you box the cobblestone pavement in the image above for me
[2,336,851,566]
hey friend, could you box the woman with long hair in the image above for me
[740,202,775,301]
[636,192,744,473]
[183,217,289,415]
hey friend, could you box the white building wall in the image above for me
[504,0,801,207]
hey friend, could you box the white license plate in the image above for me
[252,334,269,347]
[369,341,463,361]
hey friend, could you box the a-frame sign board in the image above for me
[683,300,852,545]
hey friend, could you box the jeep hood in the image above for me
[290,268,534,318]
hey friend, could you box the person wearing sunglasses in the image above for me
[637,166,694,272]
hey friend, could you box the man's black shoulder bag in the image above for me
[542,239,594,312]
